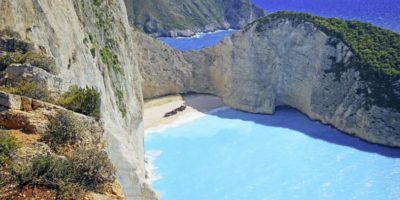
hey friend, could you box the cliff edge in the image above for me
[124,0,267,37]
[0,0,157,199]
[141,12,400,147]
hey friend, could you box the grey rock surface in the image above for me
[1,63,63,90]
[140,18,400,147]
[124,0,267,37]
[0,0,156,199]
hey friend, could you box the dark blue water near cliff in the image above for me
[160,0,399,51]
[253,0,400,33]
[159,30,236,51]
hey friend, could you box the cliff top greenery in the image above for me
[124,0,265,34]
[251,11,400,76]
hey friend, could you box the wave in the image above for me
[162,29,237,39]
[145,150,163,184]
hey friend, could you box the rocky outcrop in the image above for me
[124,0,267,37]
[140,14,400,147]
[0,91,105,149]
[0,91,125,199]
[0,64,63,90]
[0,0,155,199]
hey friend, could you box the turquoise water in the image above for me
[145,107,400,200]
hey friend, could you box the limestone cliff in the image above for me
[0,0,156,199]
[124,0,267,37]
[141,13,400,147]
[133,31,193,99]
[2,1,399,199]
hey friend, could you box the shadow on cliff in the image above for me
[185,100,400,158]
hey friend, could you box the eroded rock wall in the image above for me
[133,31,193,99]
[140,18,400,147]
[0,0,156,199]
[185,19,400,147]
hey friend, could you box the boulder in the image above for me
[0,63,62,90]
[0,92,21,110]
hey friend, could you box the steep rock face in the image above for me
[184,18,400,147]
[140,15,400,147]
[134,30,218,99]
[133,31,193,99]
[124,0,266,37]
[0,0,155,199]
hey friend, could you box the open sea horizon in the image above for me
[159,0,400,51]
[253,0,400,33]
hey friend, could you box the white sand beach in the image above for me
[143,94,225,132]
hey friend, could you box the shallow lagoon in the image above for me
[145,108,400,200]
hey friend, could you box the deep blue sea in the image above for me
[159,30,236,51]
[146,108,400,200]
[159,0,400,51]
[253,0,400,33]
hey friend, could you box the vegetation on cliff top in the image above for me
[0,51,57,74]
[8,110,115,199]
[43,110,84,151]
[0,83,101,119]
[124,0,266,35]
[253,11,400,75]
[0,81,53,102]
[0,131,18,166]
[56,86,101,120]
[14,149,116,199]
[251,11,400,111]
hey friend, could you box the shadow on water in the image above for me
[184,98,400,158]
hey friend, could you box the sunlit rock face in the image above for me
[0,0,156,199]
[185,18,400,147]
[140,16,400,148]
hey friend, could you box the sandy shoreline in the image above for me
[144,94,225,132]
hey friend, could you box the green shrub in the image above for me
[14,155,77,186]
[57,182,85,200]
[13,154,83,199]
[116,89,127,117]
[93,0,102,7]
[0,51,24,70]
[0,81,52,102]
[43,110,84,151]
[22,51,57,74]
[14,149,115,197]
[71,148,116,189]
[100,46,120,73]
[0,131,18,166]
[0,51,57,74]
[56,86,101,119]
